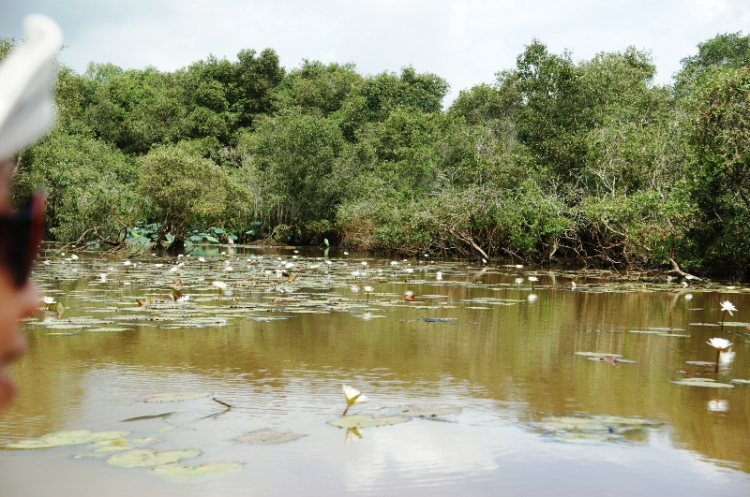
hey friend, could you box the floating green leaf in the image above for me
[670,378,734,388]
[574,352,622,358]
[587,357,637,363]
[3,430,130,450]
[74,437,158,458]
[141,392,212,403]
[401,407,462,418]
[551,432,610,443]
[236,428,307,445]
[148,462,243,480]
[730,379,750,385]
[106,448,201,468]
[328,415,411,429]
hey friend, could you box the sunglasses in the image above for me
[0,191,44,288]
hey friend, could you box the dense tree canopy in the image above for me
[4,32,750,276]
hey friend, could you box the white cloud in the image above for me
[3,0,748,105]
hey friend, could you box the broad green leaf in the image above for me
[401,407,462,418]
[141,392,212,403]
[328,415,411,429]
[106,448,201,468]
[3,430,130,450]
[148,462,243,480]
[574,352,623,358]
[236,429,307,445]
[670,378,734,388]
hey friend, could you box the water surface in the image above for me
[1,246,749,496]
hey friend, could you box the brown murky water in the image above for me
[1,245,749,496]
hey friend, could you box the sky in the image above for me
[1,0,749,104]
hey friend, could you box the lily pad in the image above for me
[106,448,202,468]
[236,429,307,445]
[530,415,660,432]
[670,378,734,388]
[587,357,637,363]
[685,361,716,367]
[421,318,456,323]
[3,430,130,450]
[551,432,610,444]
[574,352,622,358]
[74,437,158,458]
[148,462,243,480]
[328,415,411,429]
[730,379,750,385]
[401,407,462,418]
[141,392,212,403]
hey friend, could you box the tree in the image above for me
[14,129,141,244]
[240,109,344,234]
[271,60,362,116]
[139,142,228,249]
[676,31,750,94]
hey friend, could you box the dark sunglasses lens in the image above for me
[0,193,43,287]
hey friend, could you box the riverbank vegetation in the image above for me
[2,33,750,276]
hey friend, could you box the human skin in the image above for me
[0,159,38,409]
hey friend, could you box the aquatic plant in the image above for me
[707,337,732,373]
[341,384,367,416]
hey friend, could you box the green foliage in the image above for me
[14,129,141,243]
[12,32,750,274]
[240,108,344,233]
[683,65,750,271]
[271,60,362,116]
[138,142,229,241]
[676,31,750,93]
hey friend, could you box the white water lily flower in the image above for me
[390,261,399,266]
[224,266,233,272]
[198,257,206,263]
[70,254,78,260]
[212,281,227,290]
[42,296,55,305]
[528,294,538,302]
[436,271,443,281]
[325,260,332,265]
[363,286,374,293]
[707,338,732,350]
[720,301,737,316]
[285,262,294,269]
[99,273,107,283]
[515,278,524,285]
[528,276,539,282]
[123,260,132,266]
[361,261,368,266]
[176,295,190,304]
[169,266,179,273]
[342,384,367,415]
[707,399,729,412]
[684,293,693,301]
[154,264,163,268]
[350,285,360,293]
